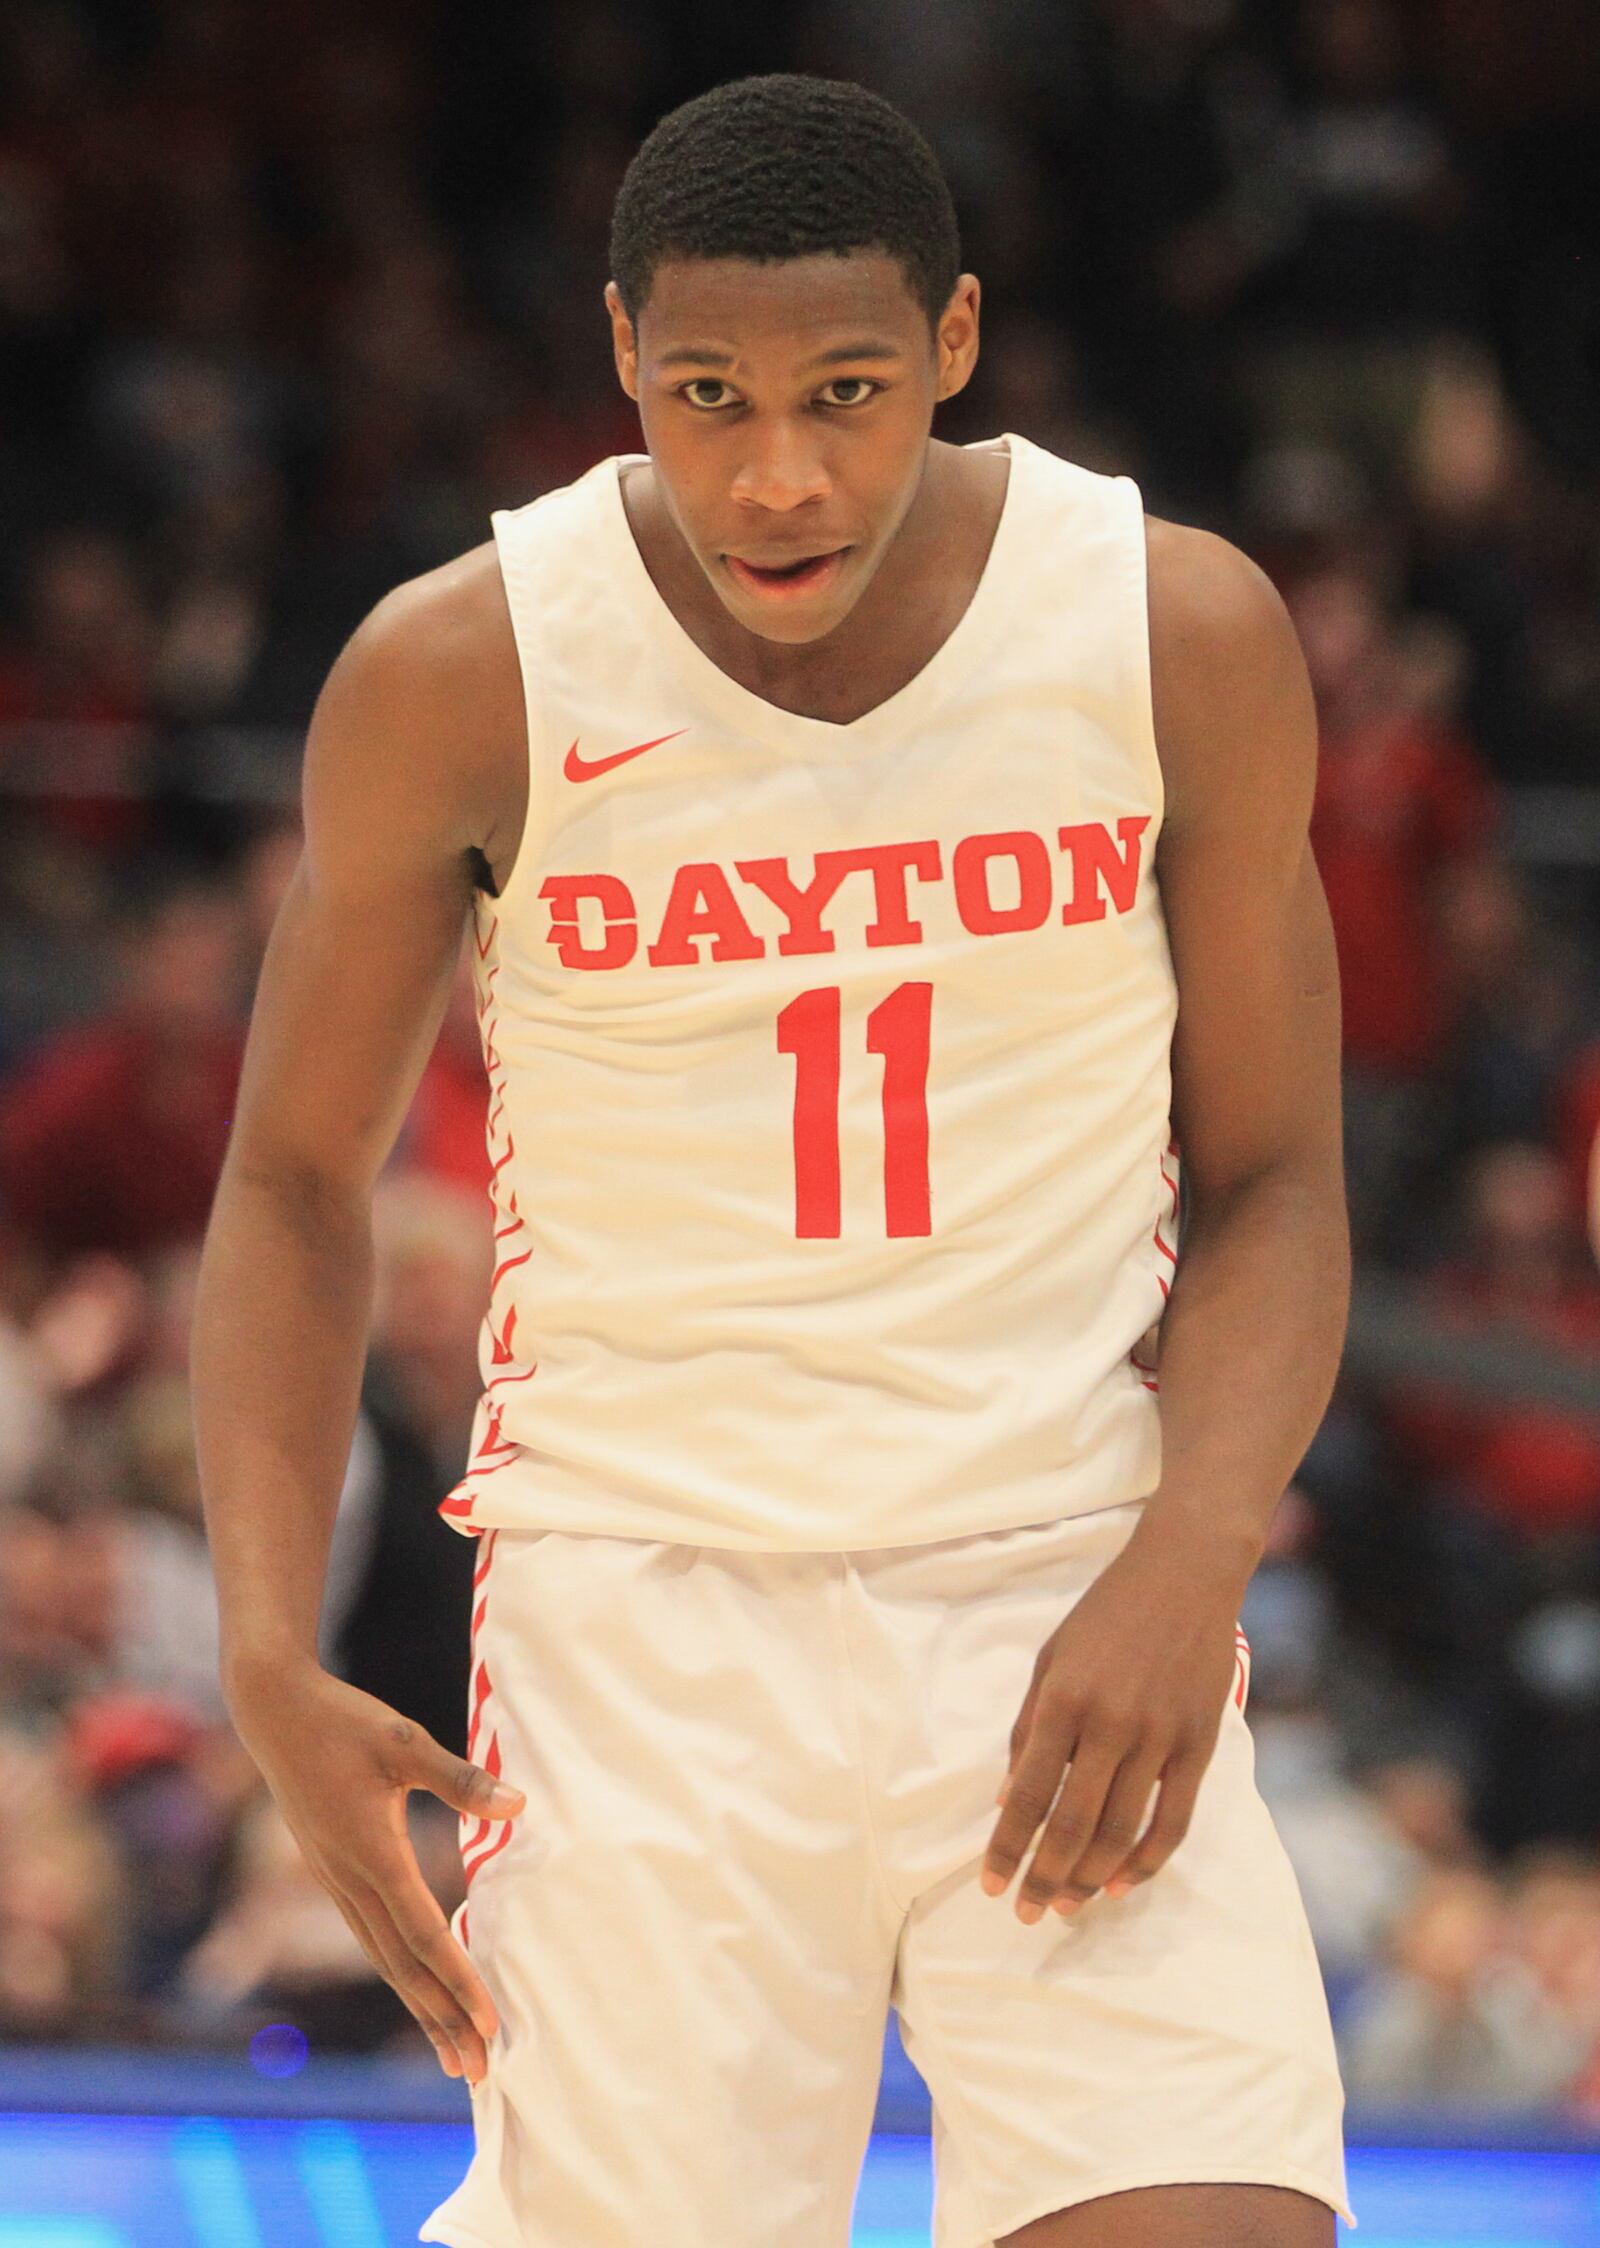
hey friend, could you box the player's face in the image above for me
[607,253,980,646]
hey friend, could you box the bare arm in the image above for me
[198,591,481,1677]
[1124,517,1349,1585]
[983,520,1347,1923]
[192,545,526,2080]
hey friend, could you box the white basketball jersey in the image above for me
[439,432,1181,1551]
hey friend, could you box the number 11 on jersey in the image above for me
[776,981,934,1239]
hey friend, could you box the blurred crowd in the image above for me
[2,0,1600,2120]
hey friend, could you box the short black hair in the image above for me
[609,74,962,334]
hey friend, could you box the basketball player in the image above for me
[193,73,1356,2248]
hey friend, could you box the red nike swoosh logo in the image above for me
[564,729,687,782]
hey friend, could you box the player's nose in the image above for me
[729,421,832,513]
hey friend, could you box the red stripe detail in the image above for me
[455,1451,519,1489]
[465,1670,491,1757]
[464,1817,513,1887]
[490,1245,533,1292]
[462,1726,512,1881]
[447,900,545,1535]
[1147,1147,1181,1315]
[462,1537,500,1849]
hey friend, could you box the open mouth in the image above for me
[724,549,848,599]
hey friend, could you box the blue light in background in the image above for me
[170,2120,263,2248]
[1,2119,1600,2246]
[292,2122,388,2248]
[246,2029,307,2083]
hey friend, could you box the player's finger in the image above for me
[347,1878,490,2082]
[382,1865,501,2041]
[331,1886,464,2076]
[404,1728,525,1826]
[982,1695,1076,1896]
[1056,1748,1164,1903]
[1003,1665,1046,1789]
[361,1834,498,2050]
[1013,1737,1122,1916]
[342,1882,473,2073]
[1102,1744,1209,1898]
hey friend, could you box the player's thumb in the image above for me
[412,1734,525,1821]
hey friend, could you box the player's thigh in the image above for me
[434,1529,902,2248]
[998,2179,1337,2246]
[891,1686,1352,2248]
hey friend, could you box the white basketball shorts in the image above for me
[418,1498,1355,2248]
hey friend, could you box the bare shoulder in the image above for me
[1142,515,1314,836]
[305,539,525,879]
[351,538,516,683]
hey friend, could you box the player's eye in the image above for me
[679,379,736,411]
[818,378,881,408]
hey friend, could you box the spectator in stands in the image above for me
[0,868,246,1260]
[1240,1482,1436,1991]
[1558,1041,1600,1238]
[173,1784,420,2055]
[1403,338,1556,782]
[1238,0,1470,474]
[1288,556,1501,1257]
[0,527,152,733]
[1433,856,1596,1169]
[331,1175,485,1760]
[0,528,155,856]
[1504,1848,1600,2116]
[0,1722,128,2040]
[1384,1141,1600,1542]
[1338,1862,1587,2108]
[0,1310,58,1507]
[1294,561,1500,1078]
[1281,0,1466,341]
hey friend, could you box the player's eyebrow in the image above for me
[805,340,904,366]
[654,339,906,370]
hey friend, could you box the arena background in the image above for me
[1,2,1598,2241]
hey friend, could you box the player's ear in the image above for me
[605,282,640,402]
[934,274,980,404]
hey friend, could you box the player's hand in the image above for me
[982,1533,1241,1922]
[223,1654,524,2082]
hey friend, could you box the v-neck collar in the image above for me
[599,433,1036,757]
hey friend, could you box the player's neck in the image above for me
[623,439,1011,728]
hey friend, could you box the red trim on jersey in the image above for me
[437,919,542,1534]
[459,1529,518,1890]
